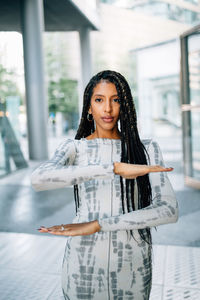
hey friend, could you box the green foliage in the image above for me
[44,34,79,115]
[0,64,21,101]
[48,78,78,114]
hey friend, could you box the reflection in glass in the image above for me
[183,31,200,184]
[188,34,200,106]
[0,101,28,177]
[191,111,200,180]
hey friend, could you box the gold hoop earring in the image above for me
[87,113,93,122]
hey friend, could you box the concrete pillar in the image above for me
[78,27,92,118]
[180,36,193,177]
[21,0,48,160]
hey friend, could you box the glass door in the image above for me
[180,24,200,188]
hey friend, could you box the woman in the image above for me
[31,70,179,300]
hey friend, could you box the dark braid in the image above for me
[74,70,154,250]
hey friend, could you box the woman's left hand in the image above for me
[37,220,101,236]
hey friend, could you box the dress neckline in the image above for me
[81,137,121,143]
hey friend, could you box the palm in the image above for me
[119,163,173,179]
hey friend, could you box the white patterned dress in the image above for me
[31,137,179,300]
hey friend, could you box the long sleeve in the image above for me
[31,139,115,192]
[98,139,179,231]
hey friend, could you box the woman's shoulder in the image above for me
[56,137,83,144]
[56,137,75,146]
[53,138,78,154]
[56,137,86,151]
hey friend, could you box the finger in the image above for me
[39,225,63,233]
[159,167,174,172]
[38,226,63,233]
[37,229,45,233]
[48,224,66,232]
[149,166,173,172]
[46,226,60,230]
[47,226,67,233]
[37,228,48,233]
[46,228,61,233]
[38,226,54,231]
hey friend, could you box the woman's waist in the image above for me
[72,211,111,223]
[76,200,122,218]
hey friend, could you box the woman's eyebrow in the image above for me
[93,94,118,97]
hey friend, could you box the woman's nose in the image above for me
[104,100,112,112]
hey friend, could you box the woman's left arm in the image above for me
[97,139,179,232]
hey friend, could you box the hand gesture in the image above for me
[37,220,101,236]
[114,162,173,179]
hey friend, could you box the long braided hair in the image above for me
[74,70,153,248]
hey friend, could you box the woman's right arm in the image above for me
[31,139,115,192]
[98,140,178,232]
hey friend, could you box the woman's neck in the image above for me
[87,129,121,140]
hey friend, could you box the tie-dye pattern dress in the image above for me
[31,137,179,300]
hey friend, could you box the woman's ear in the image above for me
[88,106,92,114]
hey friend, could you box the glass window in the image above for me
[191,110,200,180]
[181,26,200,187]
[188,34,200,105]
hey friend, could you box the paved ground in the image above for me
[0,125,200,299]
[0,233,199,300]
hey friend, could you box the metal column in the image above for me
[79,26,92,118]
[180,35,193,177]
[21,0,48,160]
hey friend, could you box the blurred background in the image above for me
[0,0,200,299]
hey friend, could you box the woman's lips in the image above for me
[102,117,114,123]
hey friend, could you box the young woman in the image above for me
[31,70,179,300]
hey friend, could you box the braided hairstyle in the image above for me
[74,70,153,248]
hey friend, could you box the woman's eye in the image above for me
[94,98,120,103]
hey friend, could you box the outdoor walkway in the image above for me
[0,232,199,300]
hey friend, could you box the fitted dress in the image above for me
[31,137,179,300]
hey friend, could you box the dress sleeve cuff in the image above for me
[105,162,115,180]
[98,219,105,232]
[98,216,119,232]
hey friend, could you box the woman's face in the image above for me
[88,80,120,133]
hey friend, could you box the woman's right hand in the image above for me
[113,162,173,179]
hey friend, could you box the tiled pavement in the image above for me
[0,232,64,300]
[0,232,200,300]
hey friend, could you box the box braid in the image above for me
[74,70,154,248]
